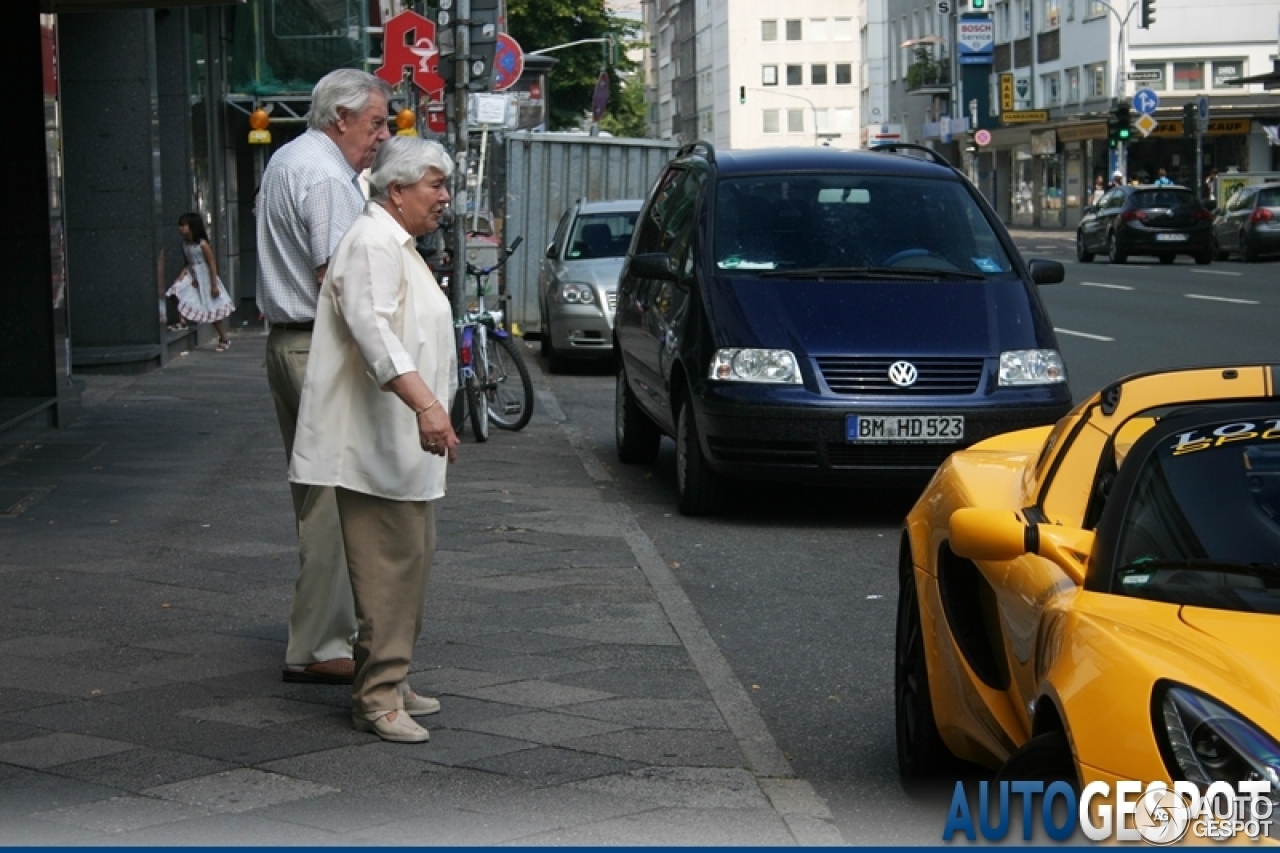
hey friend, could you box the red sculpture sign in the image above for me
[376,10,445,98]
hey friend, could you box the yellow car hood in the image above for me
[1178,607,1280,699]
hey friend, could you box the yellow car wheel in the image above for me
[895,560,959,795]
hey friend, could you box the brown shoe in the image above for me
[282,658,355,685]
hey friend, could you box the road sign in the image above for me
[492,32,523,92]
[1134,114,1158,137]
[1197,95,1210,133]
[973,128,992,146]
[1133,88,1159,115]
[1127,69,1163,81]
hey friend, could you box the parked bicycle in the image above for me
[456,237,534,441]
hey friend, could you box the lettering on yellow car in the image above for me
[1169,419,1280,456]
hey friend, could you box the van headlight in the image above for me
[999,350,1067,385]
[710,349,803,384]
[554,282,596,305]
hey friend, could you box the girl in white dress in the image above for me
[167,212,234,351]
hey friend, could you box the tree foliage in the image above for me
[506,0,646,134]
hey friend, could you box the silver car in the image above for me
[538,198,643,372]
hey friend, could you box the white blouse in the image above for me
[290,203,457,501]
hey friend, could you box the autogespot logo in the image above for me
[943,779,1275,844]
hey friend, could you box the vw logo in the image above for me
[888,361,919,387]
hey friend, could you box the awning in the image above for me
[41,0,242,11]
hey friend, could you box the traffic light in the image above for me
[1108,102,1132,147]
[739,85,746,105]
[1183,102,1196,138]
[1139,0,1156,28]
[971,0,986,9]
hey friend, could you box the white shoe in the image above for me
[398,681,441,716]
[352,709,429,743]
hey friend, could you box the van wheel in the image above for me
[615,364,661,464]
[676,398,724,516]
[1075,232,1094,263]
[1108,232,1127,264]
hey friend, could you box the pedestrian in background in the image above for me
[167,213,234,350]
[290,136,457,743]
[1154,167,1173,186]
[1204,167,1220,206]
[256,68,393,686]
[1090,174,1107,206]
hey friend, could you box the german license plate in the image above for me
[1155,233,1188,242]
[846,415,964,443]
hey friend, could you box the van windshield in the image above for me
[713,174,1015,277]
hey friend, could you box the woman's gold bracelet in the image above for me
[414,399,439,417]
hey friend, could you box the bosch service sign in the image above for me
[957,16,993,65]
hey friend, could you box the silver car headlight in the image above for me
[709,348,803,384]
[999,349,1067,386]
[1156,683,1280,800]
[554,282,596,305]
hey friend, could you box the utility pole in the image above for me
[449,0,471,321]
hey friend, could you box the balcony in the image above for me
[906,58,951,95]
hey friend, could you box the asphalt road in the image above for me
[530,240,1278,845]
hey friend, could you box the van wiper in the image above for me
[758,266,987,281]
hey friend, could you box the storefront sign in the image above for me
[1002,109,1049,124]
[1149,118,1249,137]
[1030,128,1057,155]
[1055,122,1106,142]
[1000,73,1014,112]
[957,16,993,65]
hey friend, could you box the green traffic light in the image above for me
[972,0,986,8]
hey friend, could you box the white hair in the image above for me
[367,136,454,202]
[307,69,393,130]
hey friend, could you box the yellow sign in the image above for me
[1055,123,1106,142]
[1149,118,1249,137]
[1000,73,1014,112]
[1002,110,1049,124]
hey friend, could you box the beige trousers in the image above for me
[265,326,358,665]
[334,488,435,715]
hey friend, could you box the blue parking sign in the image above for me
[1134,88,1159,115]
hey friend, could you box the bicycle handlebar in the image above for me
[467,237,523,278]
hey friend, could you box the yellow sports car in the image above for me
[896,364,1280,800]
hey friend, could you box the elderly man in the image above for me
[257,68,393,684]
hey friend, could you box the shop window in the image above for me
[1212,60,1243,88]
[1172,61,1204,91]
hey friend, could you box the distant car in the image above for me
[538,198,643,372]
[897,364,1280,794]
[614,141,1071,516]
[1212,182,1280,263]
[1076,184,1214,265]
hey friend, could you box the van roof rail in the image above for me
[869,142,953,169]
[676,139,716,164]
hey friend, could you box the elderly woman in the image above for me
[290,135,458,744]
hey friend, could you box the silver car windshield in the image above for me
[713,174,1015,277]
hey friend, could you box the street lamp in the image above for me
[742,86,823,146]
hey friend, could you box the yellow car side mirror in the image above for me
[949,508,1093,585]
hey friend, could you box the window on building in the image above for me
[786,64,803,85]
[762,19,777,41]
[814,108,829,132]
[812,64,828,85]
[834,108,855,131]
[1015,0,1031,34]
[763,65,778,86]
[1212,60,1243,88]
[1043,0,1060,28]
[1066,67,1080,103]
[763,109,780,133]
[835,63,852,85]
[1042,72,1060,105]
[833,17,853,40]
[787,109,805,133]
[1133,62,1165,91]
[786,19,802,40]
[1087,62,1107,98]
[1172,61,1204,91]
[996,2,1011,41]
[809,18,828,41]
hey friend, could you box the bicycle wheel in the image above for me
[485,334,534,431]
[466,332,491,442]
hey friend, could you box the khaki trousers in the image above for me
[334,488,435,715]
[265,326,358,665]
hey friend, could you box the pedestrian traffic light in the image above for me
[971,0,986,9]
[1139,0,1156,28]
[1108,102,1132,147]
[1183,102,1196,138]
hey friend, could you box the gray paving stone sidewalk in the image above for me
[0,331,844,846]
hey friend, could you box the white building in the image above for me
[643,0,865,149]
